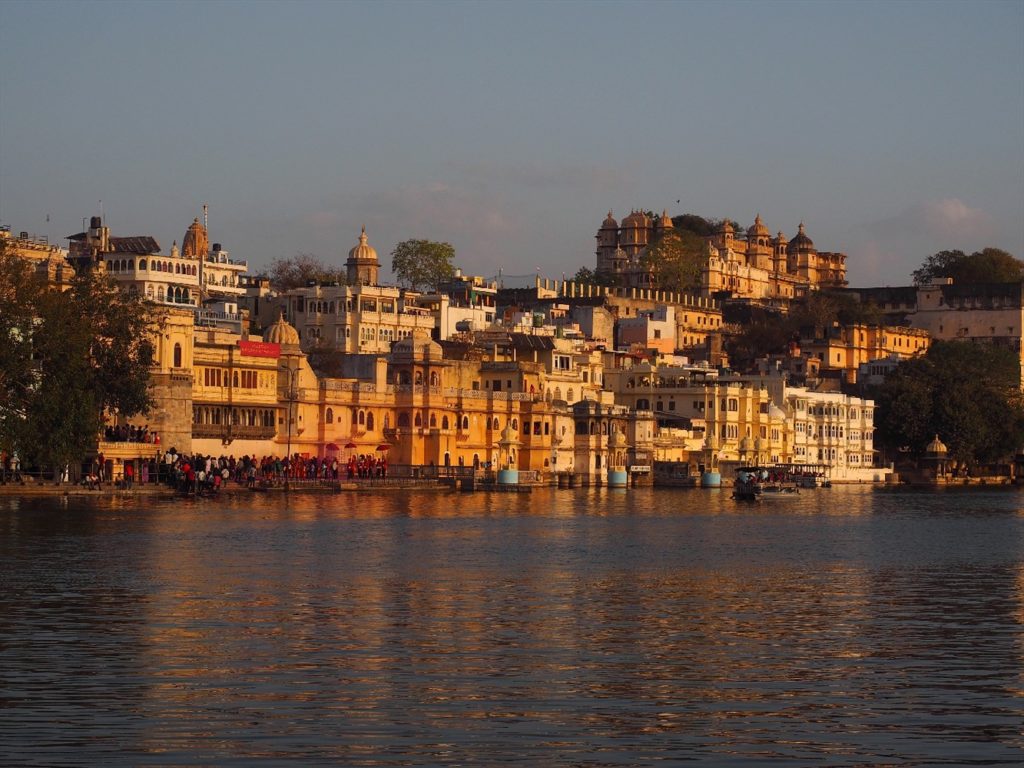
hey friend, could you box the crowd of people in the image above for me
[159,450,388,495]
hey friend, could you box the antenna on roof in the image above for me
[203,203,208,235]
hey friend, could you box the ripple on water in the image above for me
[1,486,1023,765]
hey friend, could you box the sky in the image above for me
[1,0,1022,287]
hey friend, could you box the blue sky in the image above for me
[1,0,1021,286]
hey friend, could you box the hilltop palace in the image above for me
[595,209,847,300]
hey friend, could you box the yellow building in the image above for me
[801,323,931,384]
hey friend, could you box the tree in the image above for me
[641,229,707,294]
[572,266,618,286]
[268,252,343,291]
[0,246,47,452]
[874,341,1024,465]
[912,248,1024,285]
[0,246,155,473]
[390,240,456,292]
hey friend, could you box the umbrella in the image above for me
[344,441,357,449]
[326,443,340,451]
[376,443,391,452]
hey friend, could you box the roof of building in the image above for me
[347,226,379,264]
[786,222,815,254]
[263,311,300,346]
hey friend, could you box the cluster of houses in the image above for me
[4,206,1021,486]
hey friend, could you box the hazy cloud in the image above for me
[869,198,995,241]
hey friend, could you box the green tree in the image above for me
[874,341,1024,465]
[641,229,707,294]
[0,249,156,473]
[268,252,343,291]
[912,247,1024,285]
[390,239,456,292]
[0,246,47,451]
[573,266,618,286]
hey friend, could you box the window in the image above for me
[326,408,334,424]
[173,343,182,368]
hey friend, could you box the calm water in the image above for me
[1,486,1023,766]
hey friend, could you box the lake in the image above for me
[1,485,1022,766]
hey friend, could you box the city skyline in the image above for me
[1,0,1022,287]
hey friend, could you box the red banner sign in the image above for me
[238,340,281,358]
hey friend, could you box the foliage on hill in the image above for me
[872,341,1024,465]
[640,229,708,294]
[912,248,1023,285]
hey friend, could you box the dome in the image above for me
[769,403,788,421]
[786,222,815,255]
[739,436,753,452]
[392,329,442,360]
[601,210,618,229]
[925,434,948,454]
[608,427,628,448]
[754,436,767,452]
[347,226,378,263]
[746,213,770,240]
[621,210,650,228]
[263,310,300,346]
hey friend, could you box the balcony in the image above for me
[192,424,277,440]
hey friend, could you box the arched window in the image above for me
[139,259,147,270]
[442,415,449,430]
[158,286,165,302]
[398,412,410,428]
[414,412,422,427]
[415,371,423,385]
[462,416,469,430]
[429,371,439,386]
[352,410,359,425]
[429,414,437,428]
[173,343,182,368]
[399,371,412,385]
[233,371,239,387]
[366,413,374,431]
[567,388,574,402]
[358,410,365,425]
[511,418,518,430]
[326,408,334,424]
[492,418,499,430]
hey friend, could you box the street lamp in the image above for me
[283,365,298,490]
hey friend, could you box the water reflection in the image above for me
[1,487,1023,765]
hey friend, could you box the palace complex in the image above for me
[595,210,847,301]
[23,201,1024,484]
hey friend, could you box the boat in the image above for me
[732,468,763,501]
